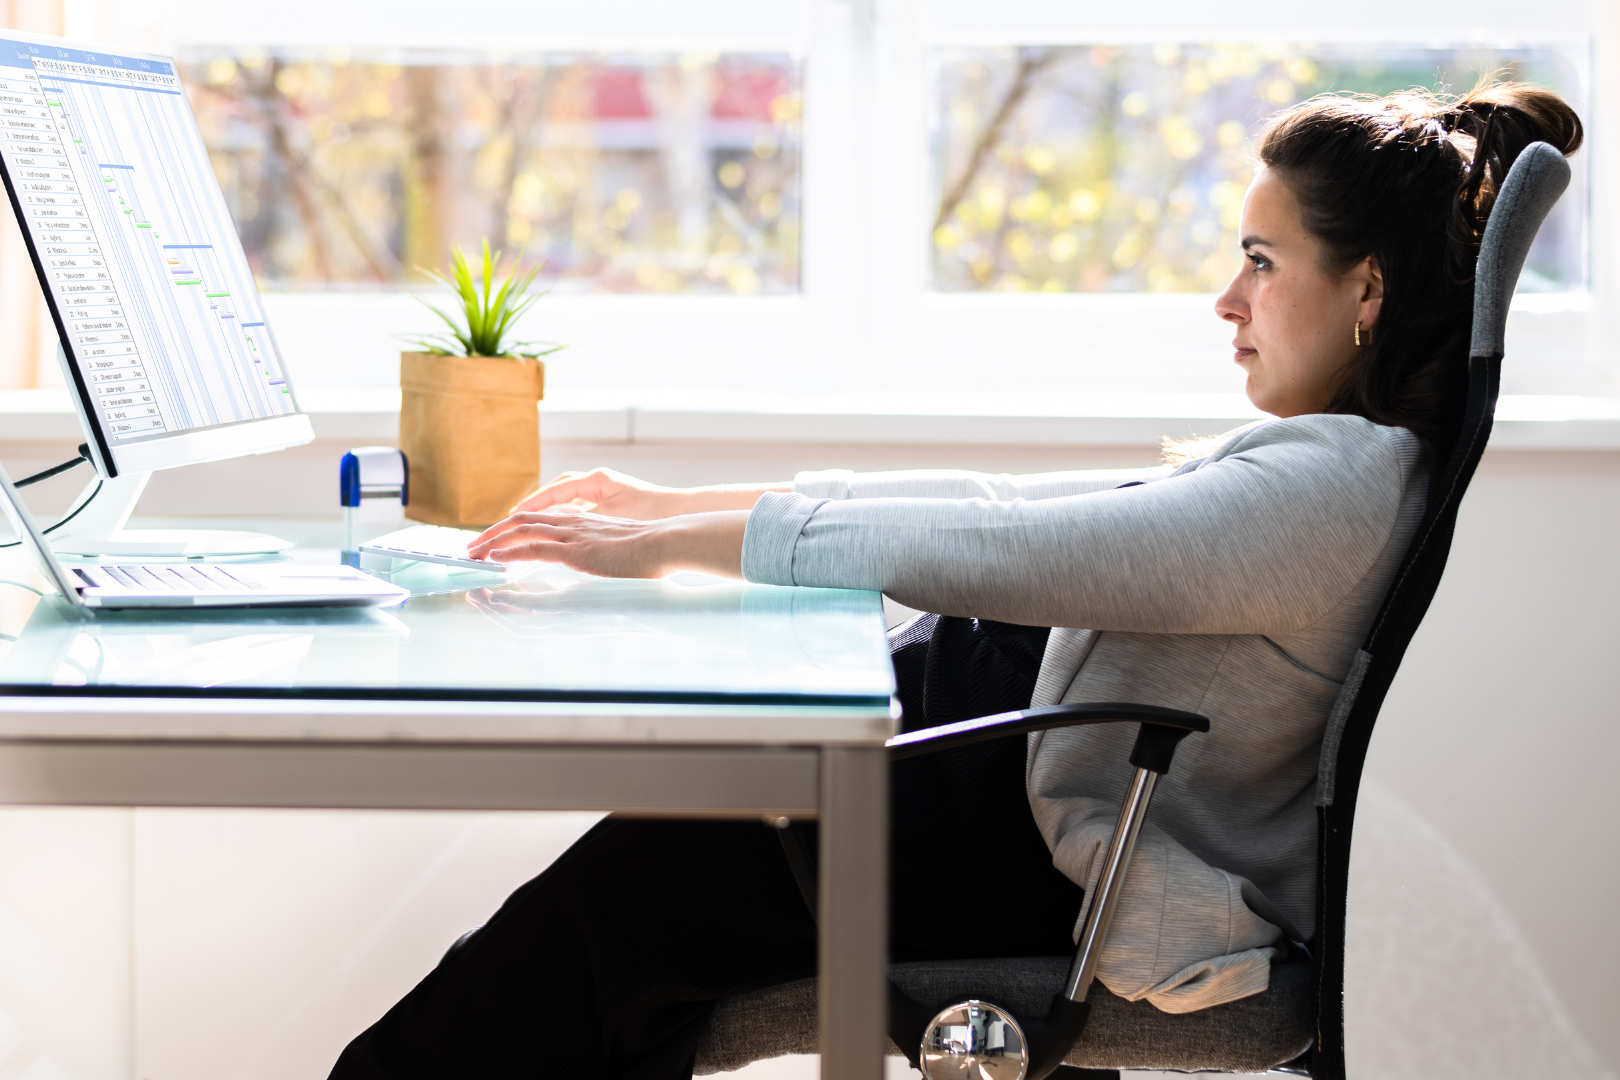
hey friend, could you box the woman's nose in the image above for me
[1214,273,1248,324]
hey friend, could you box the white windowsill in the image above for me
[3,387,1619,451]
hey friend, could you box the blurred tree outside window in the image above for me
[177,49,802,294]
[930,44,1586,295]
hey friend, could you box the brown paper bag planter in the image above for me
[399,352,545,529]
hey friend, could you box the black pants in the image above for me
[330,615,1077,1080]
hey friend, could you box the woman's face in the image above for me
[1215,168,1383,417]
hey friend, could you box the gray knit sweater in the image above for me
[740,414,1426,1012]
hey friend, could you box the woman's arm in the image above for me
[470,461,1174,577]
[509,467,791,520]
[744,418,1412,635]
[793,464,1176,502]
[512,458,1190,521]
[471,417,1411,626]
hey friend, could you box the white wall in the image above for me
[0,437,1616,1080]
[1351,449,1620,1077]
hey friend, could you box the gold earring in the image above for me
[1355,320,1367,347]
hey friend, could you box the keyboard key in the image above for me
[213,567,265,590]
[176,566,221,590]
[106,566,141,588]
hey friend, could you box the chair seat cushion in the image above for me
[694,950,1314,1075]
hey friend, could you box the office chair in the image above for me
[693,142,1573,1079]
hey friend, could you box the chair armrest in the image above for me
[886,702,1209,773]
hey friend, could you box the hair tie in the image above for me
[1463,106,1500,184]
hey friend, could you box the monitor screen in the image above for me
[0,30,309,476]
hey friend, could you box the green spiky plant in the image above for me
[401,239,564,358]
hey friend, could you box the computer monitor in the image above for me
[0,28,315,556]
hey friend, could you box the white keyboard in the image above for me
[358,524,508,572]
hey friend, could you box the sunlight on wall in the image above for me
[1343,779,1612,1080]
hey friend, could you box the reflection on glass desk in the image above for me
[0,520,893,706]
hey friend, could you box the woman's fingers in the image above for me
[510,471,604,515]
[465,510,667,578]
[472,507,586,552]
[485,540,573,566]
[471,515,522,552]
[465,507,747,580]
[469,514,577,557]
[512,467,694,521]
[512,466,648,514]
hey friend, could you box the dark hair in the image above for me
[1257,81,1583,467]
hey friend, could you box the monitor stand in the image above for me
[47,471,293,558]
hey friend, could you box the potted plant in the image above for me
[398,240,563,529]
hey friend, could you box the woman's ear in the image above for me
[1355,255,1384,329]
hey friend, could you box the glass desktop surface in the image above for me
[0,525,894,706]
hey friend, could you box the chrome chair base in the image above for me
[920,999,1028,1080]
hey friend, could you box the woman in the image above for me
[331,83,1581,1078]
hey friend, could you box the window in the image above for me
[929,44,1587,295]
[54,0,1609,400]
[179,49,803,294]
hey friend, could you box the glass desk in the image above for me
[0,518,896,1080]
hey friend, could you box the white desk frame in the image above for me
[0,694,895,1080]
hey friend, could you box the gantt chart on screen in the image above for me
[0,37,295,445]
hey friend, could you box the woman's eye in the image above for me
[1246,253,1271,272]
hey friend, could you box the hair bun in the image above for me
[1445,82,1582,277]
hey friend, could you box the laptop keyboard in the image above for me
[105,564,253,591]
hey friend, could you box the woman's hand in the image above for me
[469,508,750,579]
[509,467,791,521]
[508,468,690,520]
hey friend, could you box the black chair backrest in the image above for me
[1308,142,1572,1080]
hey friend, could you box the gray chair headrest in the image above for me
[1470,141,1571,360]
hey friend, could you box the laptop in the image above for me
[0,462,411,610]
[359,524,509,573]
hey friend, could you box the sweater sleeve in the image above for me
[1053,812,1294,1012]
[743,416,1405,635]
[793,465,1175,501]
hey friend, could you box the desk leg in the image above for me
[818,745,888,1080]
